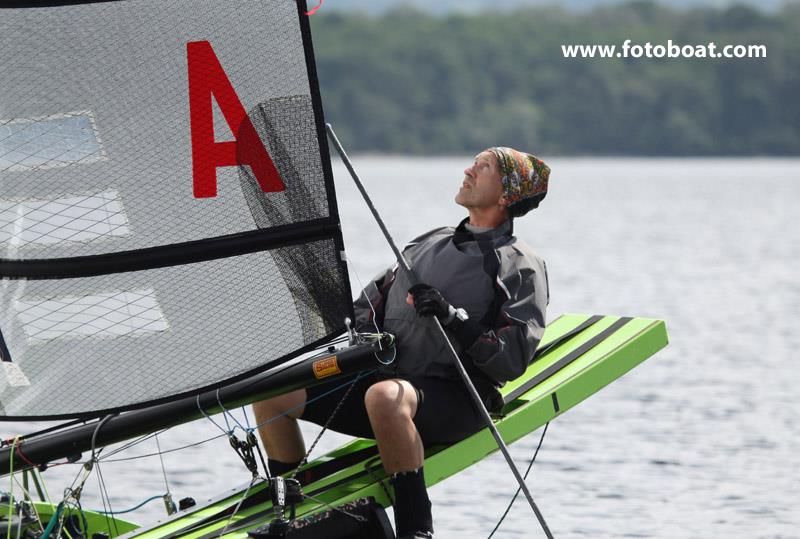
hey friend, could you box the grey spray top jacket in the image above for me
[354,218,549,386]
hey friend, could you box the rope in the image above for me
[36,502,64,539]
[215,391,249,433]
[102,429,166,461]
[11,441,36,469]
[305,0,324,16]
[35,468,53,504]
[12,474,45,532]
[364,456,394,506]
[487,422,550,538]
[99,433,227,463]
[100,371,376,467]
[99,333,351,462]
[155,434,172,498]
[91,494,165,515]
[290,370,367,480]
[7,436,19,539]
[95,460,118,537]
[216,477,256,538]
[196,395,229,435]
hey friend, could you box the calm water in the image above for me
[4,158,798,538]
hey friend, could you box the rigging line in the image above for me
[35,467,53,504]
[305,0,324,16]
[102,355,349,462]
[364,456,394,505]
[99,433,228,463]
[90,494,165,515]
[216,390,234,434]
[242,406,252,430]
[291,370,367,479]
[63,463,89,502]
[11,475,45,533]
[195,351,330,435]
[215,390,249,435]
[215,477,257,539]
[51,419,114,521]
[90,414,116,463]
[487,422,550,539]
[84,413,116,539]
[13,507,22,539]
[196,395,230,436]
[238,406,269,476]
[253,370,376,432]
[100,428,169,460]
[95,461,119,539]
[95,341,354,459]
[64,498,88,539]
[154,433,171,496]
[6,436,18,539]
[13,444,36,469]
[101,372,378,464]
[346,258,381,333]
[327,124,555,538]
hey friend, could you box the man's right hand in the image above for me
[408,283,453,322]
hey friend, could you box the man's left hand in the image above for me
[407,283,452,322]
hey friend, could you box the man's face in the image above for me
[455,151,506,209]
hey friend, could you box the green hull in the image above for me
[33,314,668,539]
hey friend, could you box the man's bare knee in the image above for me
[364,380,417,419]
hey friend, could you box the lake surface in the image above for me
[4,157,798,538]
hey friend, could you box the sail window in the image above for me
[0,111,105,172]
[14,289,169,344]
[0,190,131,248]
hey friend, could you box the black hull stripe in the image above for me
[503,317,633,405]
[532,315,604,360]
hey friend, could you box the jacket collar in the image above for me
[453,217,513,247]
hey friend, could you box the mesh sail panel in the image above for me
[0,1,352,419]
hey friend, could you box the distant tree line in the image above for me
[309,1,800,155]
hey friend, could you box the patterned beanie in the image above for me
[487,147,550,217]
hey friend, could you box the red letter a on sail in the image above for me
[187,40,284,198]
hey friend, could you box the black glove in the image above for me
[408,283,451,321]
[408,283,486,349]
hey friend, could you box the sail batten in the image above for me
[0,0,352,419]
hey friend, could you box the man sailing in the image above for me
[254,147,550,538]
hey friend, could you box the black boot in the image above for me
[391,467,434,538]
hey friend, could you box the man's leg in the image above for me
[364,379,423,472]
[252,389,307,474]
[365,379,432,537]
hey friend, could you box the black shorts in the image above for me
[300,370,498,446]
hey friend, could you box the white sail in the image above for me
[0,0,351,419]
